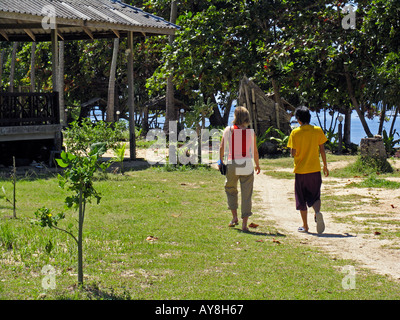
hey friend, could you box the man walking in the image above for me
[287,106,329,234]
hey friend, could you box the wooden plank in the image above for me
[0,30,9,40]
[83,26,94,40]
[23,28,36,41]
[112,29,120,38]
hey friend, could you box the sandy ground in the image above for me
[253,163,400,281]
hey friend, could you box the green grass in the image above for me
[347,175,400,189]
[1,166,400,300]
[321,194,371,213]
[259,156,294,179]
[260,154,360,180]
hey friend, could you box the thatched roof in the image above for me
[238,76,293,136]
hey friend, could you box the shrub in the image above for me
[352,156,393,174]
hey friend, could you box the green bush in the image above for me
[63,118,126,155]
[352,156,393,174]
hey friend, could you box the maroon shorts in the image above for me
[295,171,322,211]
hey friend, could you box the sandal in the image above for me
[229,220,239,227]
[315,212,325,234]
[298,226,308,233]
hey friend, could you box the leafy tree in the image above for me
[62,118,126,156]
[33,121,118,286]
[3,0,400,149]
[361,0,400,140]
[34,143,109,286]
[147,0,260,127]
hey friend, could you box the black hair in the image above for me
[294,106,311,124]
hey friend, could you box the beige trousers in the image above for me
[224,162,254,218]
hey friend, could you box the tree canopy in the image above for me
[1,0,399,142]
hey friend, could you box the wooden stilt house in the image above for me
[0,0,178,165]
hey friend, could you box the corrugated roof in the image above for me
[0,0,178,41]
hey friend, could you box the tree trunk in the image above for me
[271,78,283,130]
[378,102,386,136]
[209,105,224,127]
[165,0,178,134]
[389,106,399,138]
[344,64,373,137]
[143,106,149,135]
[107,38,119,123]
[222,94,234,126]
[344,107,351,146]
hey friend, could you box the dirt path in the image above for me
[253,171,400,281]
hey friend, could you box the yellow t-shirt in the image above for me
[287,125,328,174]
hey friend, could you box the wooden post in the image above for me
[12,156,16,219]
[165,0,178,134]
[127,31,136,160]
[58,41,65,125]
[107,38,119,123]
[9,42,18,93]
[0,49,4,89]
[30,42,36,92]
[51,28,58,95]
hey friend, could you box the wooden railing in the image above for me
[0,92,59,126]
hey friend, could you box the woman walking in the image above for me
[218,106,261,231]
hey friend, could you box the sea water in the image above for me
[308,111,398,146]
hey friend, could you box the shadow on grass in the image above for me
[58,283,132,300]
[0,159,150,182]
[231,228,286,238]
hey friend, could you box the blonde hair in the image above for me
[232,106,250,127]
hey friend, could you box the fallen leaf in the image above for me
[272,239,281,244]
[171,214,181,218]
[391,204,397,209]
[146,236,158,242]
[256,239,264,242]
[249,223,259,228]
[374,231,381,236]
